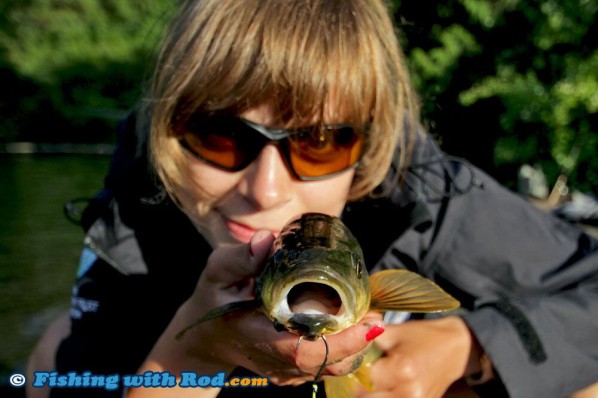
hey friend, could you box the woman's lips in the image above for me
[224,217,278,243]
[225,218,256,243]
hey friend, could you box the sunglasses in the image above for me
[177,114,367,180]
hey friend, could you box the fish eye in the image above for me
[353,255,364,278]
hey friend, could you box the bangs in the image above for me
[149,0,417,201]
[169,0,378,128]
[259,0,378,126]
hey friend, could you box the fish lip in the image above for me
[281,268,351,299]
[267,268,358,334]
[287,313,339,340]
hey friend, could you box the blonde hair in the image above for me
[144,0,420,201]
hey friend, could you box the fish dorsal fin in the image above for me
[369,269,460,312]
[175,300,260,341]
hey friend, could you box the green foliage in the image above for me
[0,0,596,193]
[393,0,598,193]
[0,0,176,142]
[410,24,480,84]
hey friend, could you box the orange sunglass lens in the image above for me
[183,131,246,169]
[288,128,364,177]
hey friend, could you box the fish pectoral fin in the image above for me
[369,269,460,313]
[352,363,374,391]
[324,346,380,398]
[324,372,364,398]
[175,300,260,341]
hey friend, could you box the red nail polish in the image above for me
[365,325,385,341]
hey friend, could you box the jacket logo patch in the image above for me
[70,296,100,319]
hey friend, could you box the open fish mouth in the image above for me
[285,283,343,339]
[288,282,343,315]
[267,270,362,338]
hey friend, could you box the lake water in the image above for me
[0,154,110,394]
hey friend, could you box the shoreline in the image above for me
[0,142,114,155]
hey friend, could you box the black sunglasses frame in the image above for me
[178,116,367,181]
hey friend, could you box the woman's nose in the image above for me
[238,144,293,210]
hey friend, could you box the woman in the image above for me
[28,0,598,397]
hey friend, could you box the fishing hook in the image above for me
[296,336,304,351]
[311,335,329,398]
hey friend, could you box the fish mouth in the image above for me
[268,270,358,338]
[285,283,342,339]
[287,282,342,315]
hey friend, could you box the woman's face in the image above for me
[176,104,356,247]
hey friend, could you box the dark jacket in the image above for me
[52,115,598,398]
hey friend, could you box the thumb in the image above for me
[203,230,275,287]
[248,229,276,270]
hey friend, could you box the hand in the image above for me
[357,317,482,398]
[173,231,385,386]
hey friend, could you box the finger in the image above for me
[355,354,411,398]
[326,312,385,361]
[365,355,398,392]
[249,230,275,266]
[203,230,274,287]
[294,312,384,374]
[367,321,401,352]
[361,325,405,391]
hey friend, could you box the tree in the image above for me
[0,0,177,142]
[392,0,598,194]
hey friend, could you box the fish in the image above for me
[177,212,460,397]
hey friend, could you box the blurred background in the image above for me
[0,0,596,396]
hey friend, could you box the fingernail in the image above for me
[249,230,272,258]
[365,325,385,341]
